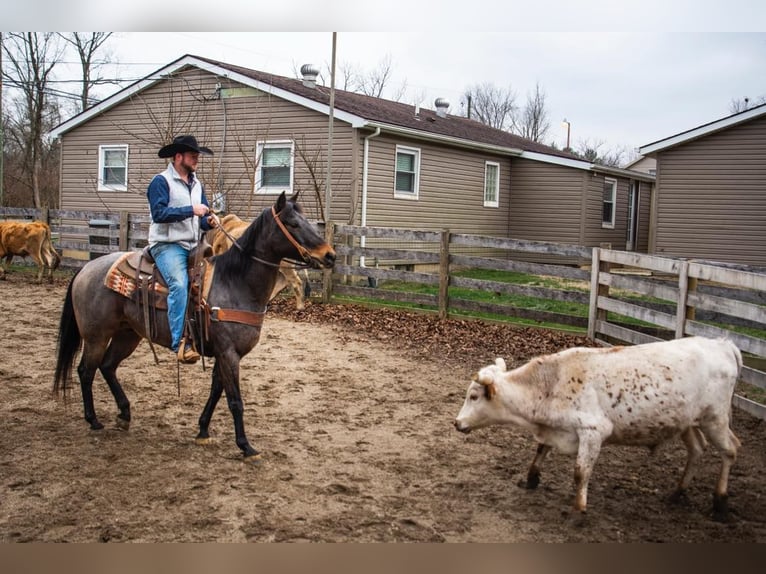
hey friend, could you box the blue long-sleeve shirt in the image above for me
[147,171,213,232]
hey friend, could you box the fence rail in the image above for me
[4,207,765,420]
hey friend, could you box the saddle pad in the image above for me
[104,252,167,299]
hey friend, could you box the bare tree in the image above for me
[1,32,64,208]
[572,138,628,168]
[460,82,517,131]
[729,95,766,114]
[513,82,550,143]
[58,32,116,113]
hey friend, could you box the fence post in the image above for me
[322,221,335,303]
[438,228,450,320]
[39,208,49,224]
[587,247,610,340]
[119,211,129,251]
[675,260,690,339]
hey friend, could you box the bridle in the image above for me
[208,206,313,268]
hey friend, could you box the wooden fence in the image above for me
[3,207,765,420]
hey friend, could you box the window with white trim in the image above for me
[602,177,617,228]
[255,140,294,194]
[484,161,500,207]
[394,145,420,199]
[98,145,128,191]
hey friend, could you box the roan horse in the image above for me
[53,192,336,461]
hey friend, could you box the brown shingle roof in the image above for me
[192,54,580,161]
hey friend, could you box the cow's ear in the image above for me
[495,357,507,371]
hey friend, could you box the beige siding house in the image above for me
[50,54,654,260]
[639,103,766,267]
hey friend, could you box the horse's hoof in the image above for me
[244,452,263,464]
[195,436,215,446]
[89,421,104,430]
[115,417,130,431]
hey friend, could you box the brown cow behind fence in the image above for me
[0,220,61,283]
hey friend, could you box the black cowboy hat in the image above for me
[158,135,214,158]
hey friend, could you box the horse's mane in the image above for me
[213,206,269,283]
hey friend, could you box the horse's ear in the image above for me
[290,190,300,203]
[275,191,287,212]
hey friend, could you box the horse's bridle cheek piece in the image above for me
[271,206,312,263]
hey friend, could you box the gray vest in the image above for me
[148,164,203,250]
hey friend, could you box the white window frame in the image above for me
[602,177,617,229]
[394,145,420,200]
[255,140,294,195]
[97,144,128,191]
[483,161,500,208]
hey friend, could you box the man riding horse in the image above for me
[147,135,217,364]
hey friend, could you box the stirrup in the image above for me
[177,338,200,364]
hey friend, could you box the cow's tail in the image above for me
[53,273,82,397]
[44,224,61,271]
[727,338,744,379]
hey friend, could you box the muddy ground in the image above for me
[1,272,765,542]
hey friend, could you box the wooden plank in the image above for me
[588,248,601,340]
[740,366,766,391]
[600,249,684,274]
[732,394,766,421]
[51,209,121,221]
[595,320,664,345]
[449,254,590,281]
[687,291,766,326]
[335,245,441,264]
[334,224,441,242]
[439,229,450,320]
[684,320,766,357]
[450,233,592,258]
[597,296,677,330]
[333,284,437,306]
[689,261,766,291]
[333,264,440,285]
[450,276,590,304]
[675,261,689,339]
[599,272,679,302]
[449,298,588,328]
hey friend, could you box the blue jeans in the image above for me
[150,242,189,351]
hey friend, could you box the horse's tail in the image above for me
[53,272,82,397]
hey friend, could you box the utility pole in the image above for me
[325,32,336,223]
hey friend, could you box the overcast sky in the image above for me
[7,1,766,161]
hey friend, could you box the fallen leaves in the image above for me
[268,298,596,368]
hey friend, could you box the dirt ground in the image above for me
[1,272,765,542]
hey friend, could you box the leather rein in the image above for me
[209,207,312,268]
[200,207,313,330]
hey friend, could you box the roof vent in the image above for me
[434,97,450,118]
[300,64,319,88]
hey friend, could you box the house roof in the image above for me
[639,102,766,155]
[50,54,654,182]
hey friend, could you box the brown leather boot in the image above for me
[177,338,200,364]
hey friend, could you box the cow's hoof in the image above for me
[712,494,733,523]
[668,489,690,506]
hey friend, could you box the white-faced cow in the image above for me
[0,220,61,283]
[454,336,742,520]
[206,213,310,309]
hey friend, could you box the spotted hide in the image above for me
[454,336,742,520]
